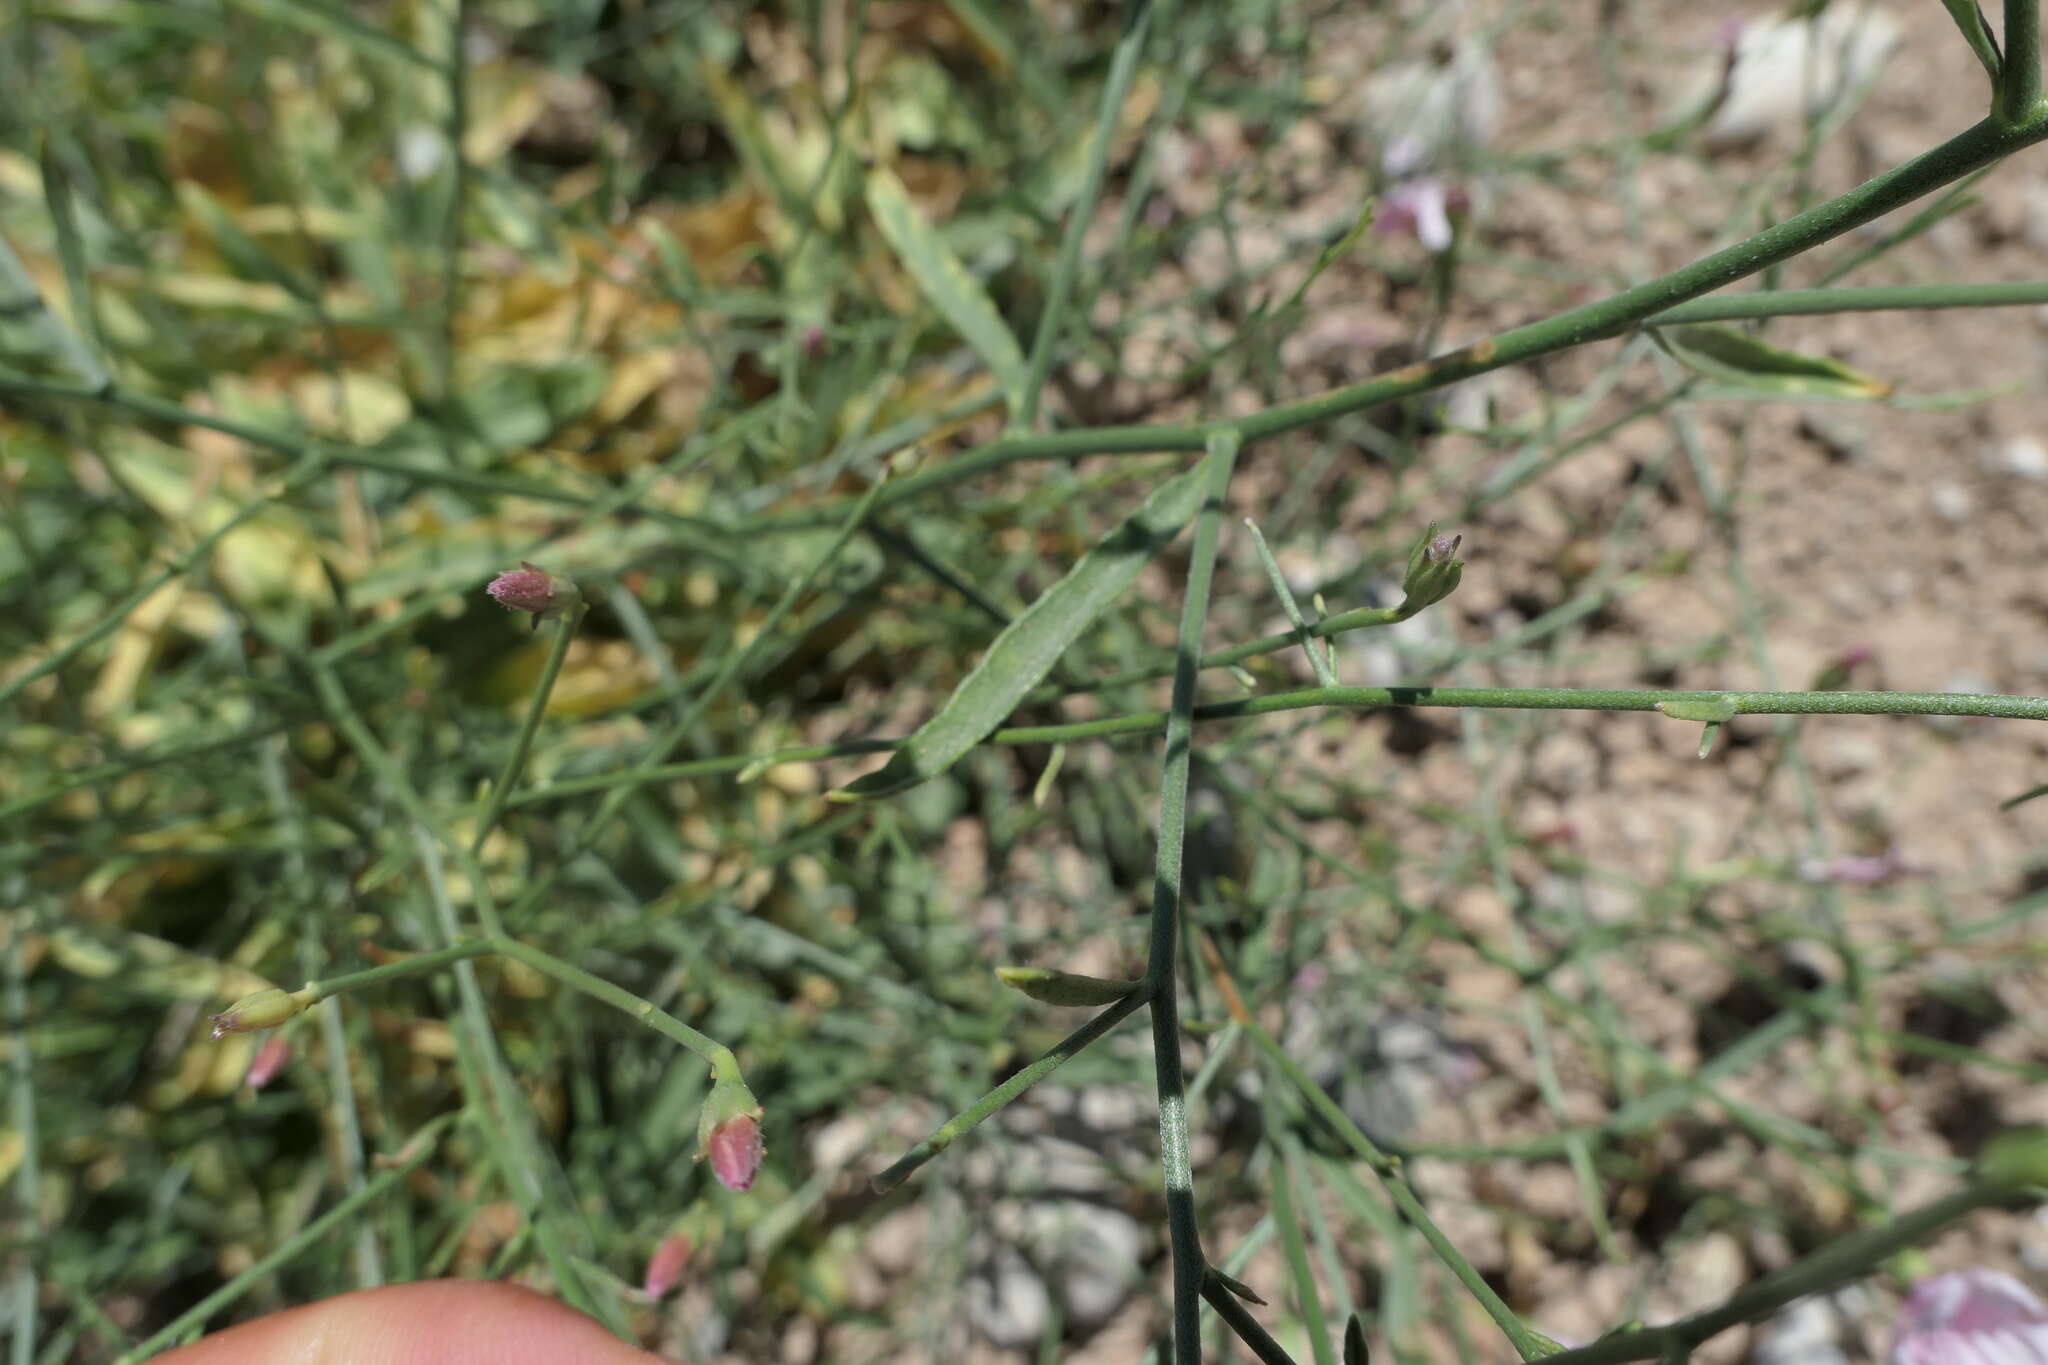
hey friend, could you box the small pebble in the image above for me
[1930,482,1975,523]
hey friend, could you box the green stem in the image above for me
[1201,1272,1303,1365]
[437,0,470,405]
[291,935,738,1074]
[734,111,2048,527]
[1537,1186,2015,1364]
[497,461,893,929]
[471,596,585,855]
[1942,0,2005,83]
[0,455,327,711]
[2005,0,2042,124]
[111,1114,458,1365]
[870,990,1146,1192]
[1237,1009,1561,1361]
[1149,431,1240,1364]
[1646,279,2048,322]
[7,921,38,1365]
[1040,601,1408,697]
[1243,519,1338,688]
[1267,1127,1336,1365]
[1015,0,1152,428]
[504,685,2048,811]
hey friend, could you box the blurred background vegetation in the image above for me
[8,0,2048,1362]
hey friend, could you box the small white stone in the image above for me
[396,126,445,183]
[1930,481,1975,522]
[1997,436,2048,482]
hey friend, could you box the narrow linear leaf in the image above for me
[832,462,1210,801]
[35,137,108,387]
[2000,782,2048,812]
[176,182,317,303]
[228,0,442,69]
[1650,324,1891,400]
[1209,1266,1269,1307]
[1655,696,1739,724]
[1940,0,2004,82]
[865,165,1028,412]
[1344,1315,1372,1365]
[996,966,1143,1006]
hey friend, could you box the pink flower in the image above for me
[642,1233,693,1300]
[1379,179,1457,252]
[705,1114,764,1193]
[1890,1269,2048,1365]
[1797,850,1920,887]
[485,562,574,630]
[245,1035,291,1090]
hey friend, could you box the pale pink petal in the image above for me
[1890,1270,2048,1365]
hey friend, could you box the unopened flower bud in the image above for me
[209,987,306,1040]
[486,562,577,631]
[642,1233,693,1300]
[695,1070,765,1193]
[244,1034,292,1089]
[706,1114,763,1192]
[1399,524,1464,612]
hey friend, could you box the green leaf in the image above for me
[36,136,107,388]
[864,165,1029,414]
[1650,324,1891,400]
[1655,695,1740,724]
[1208,1266,1268,1307]
[832,463,1209,801]
[1343,1315,1371,1365]
[2000,781,2048,812]
[1940,0,2004,82]
[995,966,1143,1006]
[177,182,317,303]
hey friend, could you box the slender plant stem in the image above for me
[437,0,470,405]
[1646,279,2048,323]
[1148,430,1240,1364]
[504,684,2048,811]
[472,596,586,855]
[1201,1273,1304,1365]
[1942,0,2006,82]
[1267,1124,1336,1365]
[285,935,740,1074]
[6,920,37,1365]
[109,1115,458,1365]
[0,455,327,711]
[871,990,1146,1192]
[497,463,893,929]
[1537,1186,2016,1365]
[724,109,2048,530]
[1243,519,1339,688]
[2005,0,2042,124]
[1015,0,1153,428]
[1201,935,1563,1361]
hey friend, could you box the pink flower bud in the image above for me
[642,1233,693,1300]
[485,562,576,630]
[245,1034,292,1090]
[1891,1269,2048,1365]
[705,1115,764,1193]
[209,987,305,1039]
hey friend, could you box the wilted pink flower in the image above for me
[485,562,573,630]
[245,1034,291,1090]
[705,1114,764,1193]
[1797,850,1921,887]
[1890,1269,2048,1365]
[642,1233,693,1300]
[1377,178,1472,254]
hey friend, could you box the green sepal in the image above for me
[995,966,1144,1007]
